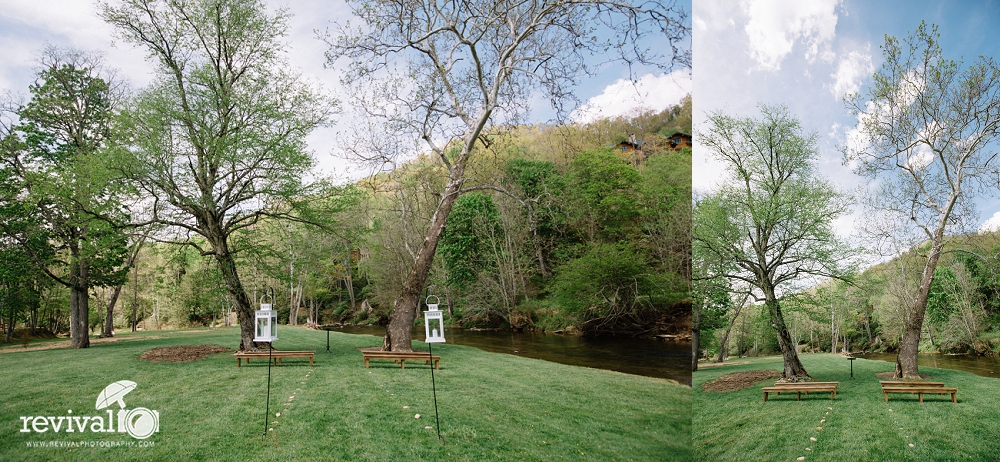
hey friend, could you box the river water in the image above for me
[856,352,1000,379]
[332,326,692,386]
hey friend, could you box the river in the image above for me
[331,326,691,386]
[856,352,1000,379]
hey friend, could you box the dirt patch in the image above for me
[875,371,932,380]
[0,336,166,354]
[701,370,782,392]
[138,345,231,363]
[697,361,751,369]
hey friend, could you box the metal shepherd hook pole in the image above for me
[260,288,275,439]
[429,341,442,442]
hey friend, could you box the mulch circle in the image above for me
[701,370,782,392]
[138,345,232,363]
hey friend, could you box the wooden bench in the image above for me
[362,350,441,369]
[235,350,315,367]
[773,382,840,398]
[881,382,956,403]
[763,383,838,402]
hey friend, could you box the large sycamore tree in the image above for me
[694,105,851,380]
[100,0,334,350]
[844,22,1000,378]
[324,0,690,351]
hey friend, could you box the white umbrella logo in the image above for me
[96,380,137,410]
[95,381,159,439]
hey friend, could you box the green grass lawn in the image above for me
[0,326,689,461]
[694,354,1000,461]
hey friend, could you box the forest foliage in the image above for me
[2,98,692,340]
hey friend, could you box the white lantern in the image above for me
[423,295,445,343]
[254,294,277,343]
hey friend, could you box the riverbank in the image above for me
[0,326,689,461]
[331,325,691,385]
[694,354,1000,461]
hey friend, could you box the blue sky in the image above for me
[0,0,690,181]
[693,0,1000,237]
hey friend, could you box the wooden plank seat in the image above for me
[362,350,441,369]
[882,386,957,403]
[235,350,315,367]
[763,384,838,402]
[879,381,945,387]
[773,382,840,398]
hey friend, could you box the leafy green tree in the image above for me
[694,105,852,379]
[100,0,336,350]
[552,242,670,335]
[3,49,128,348]
[504,158,562,278]
[440,193,503,289]
[563,149,643,243]
[844,22,1000,378]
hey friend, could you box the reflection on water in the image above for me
[333,325,691,386]
[856,352,1000,379]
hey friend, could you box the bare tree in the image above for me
[324,0,689,351]
[844,22,1000,378]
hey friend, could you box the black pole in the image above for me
[263,343,272,439]
[429,342,443,442]
[326,329,330,352]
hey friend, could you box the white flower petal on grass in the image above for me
[425,426,433,430]
[798,457,805,461]
[810,437,817,442]
[909,443,914,448]
[415,414,421,419]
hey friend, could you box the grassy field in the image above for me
[694,354,1000,461]
[0,326,689,461]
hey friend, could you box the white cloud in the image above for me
[570,71,691,123]
[830,47,873,99]
[979,211,1000,233]
[741,0,841,71]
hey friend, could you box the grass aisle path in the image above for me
[0,326,689,461]
[694,354,1000,461]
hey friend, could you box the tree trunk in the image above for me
[69,252,91,349]
[384,160,467,352]
[102,285,122,338]
[763,285,808,379]
[716,299,745,363]
[3,292,12,343]
[131,264,139,332]
[527,205,548,279]
[895,238,945,379]
[691,304,701,372]
[211,240,256,351]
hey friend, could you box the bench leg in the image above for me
[764,391,768,402]
[952,392,956,403]
[400,360,405,369]
[918,392,923,403]
[364,358,370,368]
[796,392,801,401]
[884,392,888,403]
[435,359,439,370]
[310,357,313,366]
[830,391,835,400]
[238,358,242,367]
